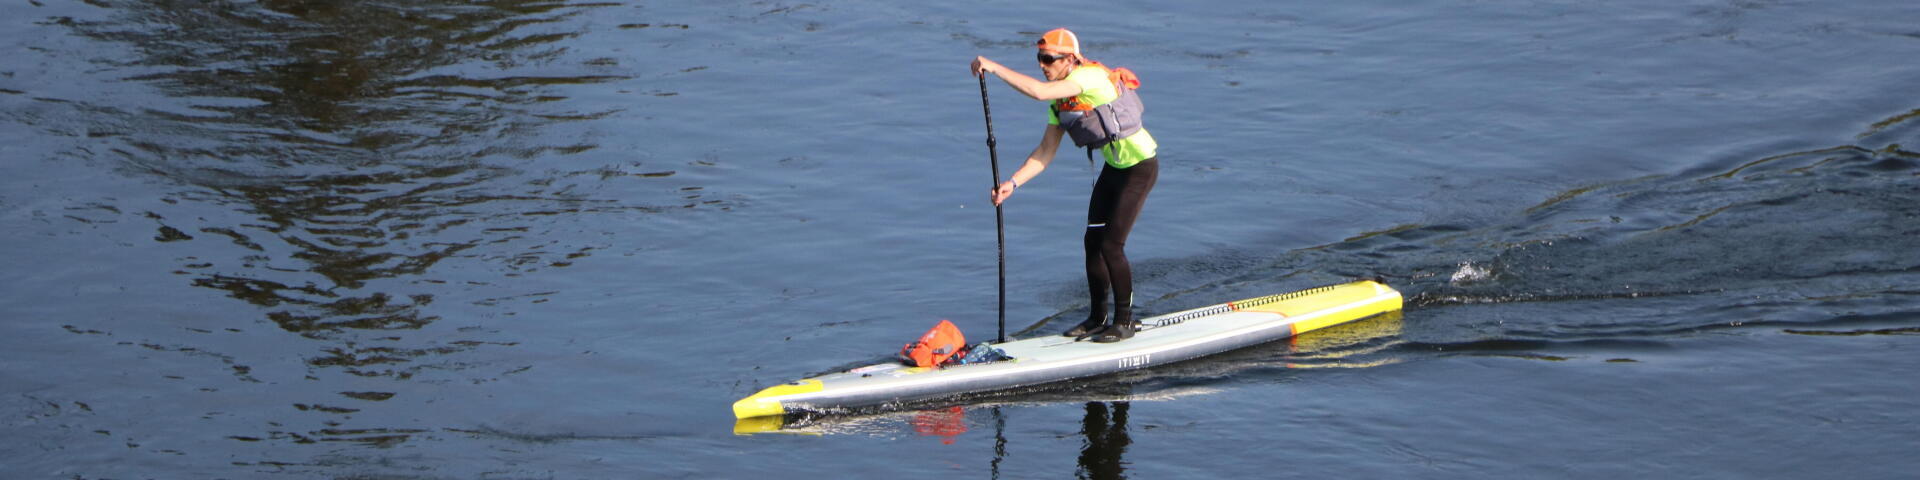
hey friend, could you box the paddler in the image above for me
[970,28,1160,343]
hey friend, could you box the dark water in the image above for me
[4,0,1918,478]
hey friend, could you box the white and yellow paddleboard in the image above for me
[733,280,1402,421]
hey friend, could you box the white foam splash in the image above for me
[1449,261,1493,285]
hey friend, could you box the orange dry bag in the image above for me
[899,319,967,368]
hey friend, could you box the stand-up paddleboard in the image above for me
[733,280,1402,420]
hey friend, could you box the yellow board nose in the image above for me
[732,379,825,419]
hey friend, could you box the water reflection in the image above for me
[911,406,968,445]
[1076,401,1132,480]
[55,0,643,449]
[1285,310,1406,368]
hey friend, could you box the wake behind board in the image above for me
[732,280,1402,420]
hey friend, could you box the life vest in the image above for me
[899,319,967,368]
[1052,62,1145,149]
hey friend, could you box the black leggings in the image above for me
[1085,157,1158,321]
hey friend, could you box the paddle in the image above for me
[977,74,1007,343]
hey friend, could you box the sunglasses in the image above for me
[1037,52,1070,65]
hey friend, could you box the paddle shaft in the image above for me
[978,74,1006,343]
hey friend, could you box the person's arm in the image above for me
[971,57,1083,101]
[993,124,1066,206]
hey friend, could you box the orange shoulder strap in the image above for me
[1109,67,1140,89]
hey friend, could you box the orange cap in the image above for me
[1036,28,1085,60]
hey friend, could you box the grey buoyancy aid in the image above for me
[1052,65,1145,149]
